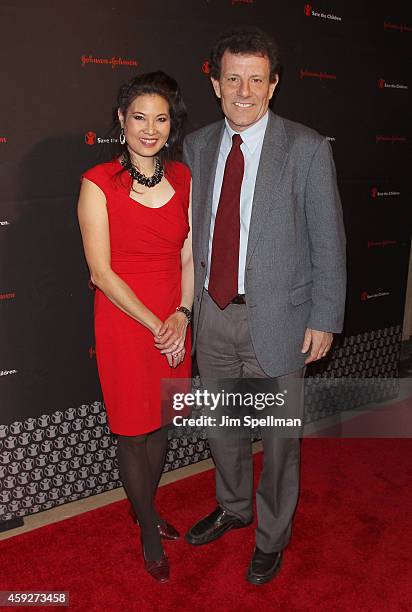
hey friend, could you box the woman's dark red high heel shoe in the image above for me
[129,507,180,541]
[141,538,169,583]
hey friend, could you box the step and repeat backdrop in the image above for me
[0,0,410,527]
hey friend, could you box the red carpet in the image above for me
[309,396,412,437]
[1,439,411,612]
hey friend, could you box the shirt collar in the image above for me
[224,111,269,155]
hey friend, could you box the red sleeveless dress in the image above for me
[81,158,192,435]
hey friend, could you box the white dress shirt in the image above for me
[205,111,269,294]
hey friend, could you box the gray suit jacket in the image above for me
[183,110,346,377]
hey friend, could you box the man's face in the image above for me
[211,51,278,132]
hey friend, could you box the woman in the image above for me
[77,71,193,583]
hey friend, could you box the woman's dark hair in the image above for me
[209,28,281,83]
[112,70,187,174]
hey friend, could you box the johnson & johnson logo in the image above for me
[304,4,342,21]
[300,69,336,80]
[375,135,407,143]
[370,187,401,198]
[81,55,138,69]
[378,78,408,90]
[367,240,397,248]
[0,137,7,143]
[383,21,412,33]
[0,292,15,301]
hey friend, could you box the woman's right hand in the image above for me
[151,319,185,368]
[165,347,186,368]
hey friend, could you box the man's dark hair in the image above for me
[209,28,281,83]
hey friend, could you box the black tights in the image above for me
[117,426,169,561]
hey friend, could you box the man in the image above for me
[182,28,346,585]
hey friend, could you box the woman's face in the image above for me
[118,93,171,161]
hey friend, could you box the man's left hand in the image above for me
[301,328,333,364]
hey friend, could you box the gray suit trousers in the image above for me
[196,290,305,553]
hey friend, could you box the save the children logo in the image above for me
[370,187,401,198]
[303,3,342,21]
[85,131,96,146]
[84,132,118,146]
[361,291,390,301]
[378,78,408,90]
[0,369,18,377]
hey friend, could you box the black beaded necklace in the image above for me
[120,154,163,188]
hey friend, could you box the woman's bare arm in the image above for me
[155,179,194,354]
[179,179,194,312]
[77,178,163,335]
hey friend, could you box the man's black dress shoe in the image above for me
[246,547,283,585]
[185,506,252,546]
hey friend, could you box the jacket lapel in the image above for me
[199,122,225,261]
[246,111,289,266]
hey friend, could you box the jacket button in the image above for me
[200,261,205,268]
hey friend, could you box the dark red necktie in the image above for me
[208,133,244,309]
